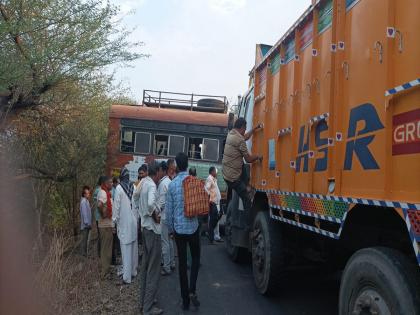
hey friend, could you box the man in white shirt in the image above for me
[138,162,163,315]
[112,167,138,284]
[205,167,222,244]
[157,161,175,275]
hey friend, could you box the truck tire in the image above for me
[225,200,246,262]
[252,211,284,295]
[339,247,420,315]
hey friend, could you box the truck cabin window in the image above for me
[188,137,219,161]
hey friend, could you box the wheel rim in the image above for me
[352,288,391,315]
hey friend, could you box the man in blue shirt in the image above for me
[80,186,92,257]
[165,152,201,311]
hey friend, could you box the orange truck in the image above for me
[225,0,420,313]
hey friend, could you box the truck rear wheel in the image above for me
[339,247,420,315]
[252,211,284,295]
[225,200,246,262]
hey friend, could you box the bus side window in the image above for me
[202,138,219,161]
[135,132,151,154]
[168,135,185,156]
[121,130,135,153]
[188,137,203,159]
[154,134,169,156]
[188,137,219,161]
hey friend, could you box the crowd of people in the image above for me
[78,154,224,314]
[78,117,262,315]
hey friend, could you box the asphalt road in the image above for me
[156,237,339,315]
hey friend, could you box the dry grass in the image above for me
[34,232,140,314]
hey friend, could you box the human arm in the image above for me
[243,123,263,141]
[157,183,168,212]
[112,187,121,225]
[239,138,263,163]
[132,183,141,217]
[165,185,175,234]
[97,190,107,218]
[204,177,212,195]
[147,183,158,216]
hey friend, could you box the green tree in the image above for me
[11,80,111,237]
[0,0,145,113]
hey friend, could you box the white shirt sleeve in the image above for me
[147,183,157,216]
[98,189,107,204]
[112,186,121,224]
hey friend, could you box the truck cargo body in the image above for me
[226,0,420,313]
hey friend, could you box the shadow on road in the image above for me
[157,238,339,315]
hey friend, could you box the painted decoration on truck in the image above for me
[407,210,420,239]
[299,16,313,50]
[284,38,295,64]
[268,139,276,170]
[270,53,281,75]
[294,104,385,173]
[267,192,348,222]
[392,109,420,155]
[257,65,267,87]
[318,0,332,34]
[346,0,359,10]
[344,103,384,170]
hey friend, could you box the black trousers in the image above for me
[111,229,120,265]
[225,178,252,226]
[96,221,101,257]
[175,227,201,307]
[208,203,219,242]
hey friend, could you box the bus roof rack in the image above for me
[142,89,228,113]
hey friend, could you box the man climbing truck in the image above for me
[224,0,420,314]
[222,117,263,222]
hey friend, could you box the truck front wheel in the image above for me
[339,247,420,315]
[252,211,284,295]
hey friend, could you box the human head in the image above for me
[98,175,108,186]
[101,176,112,190]
[158,161,168,179]
[209,166,217,178]
[81,185,91,198]
[138,164,148,180]
[175,152,188,172]
[189,167,197,177]
[97,176,104,186]
[112,176,119,187]
[167,158,176,178]
[119,167,130,183]
[148,162,160,184]
[234,117,247,135]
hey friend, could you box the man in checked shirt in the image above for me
[165,152,201,311]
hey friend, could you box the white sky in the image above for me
[113,0,311,104]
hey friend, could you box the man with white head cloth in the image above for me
[112,167,138,284]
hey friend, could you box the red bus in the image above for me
[106,90,232,202]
